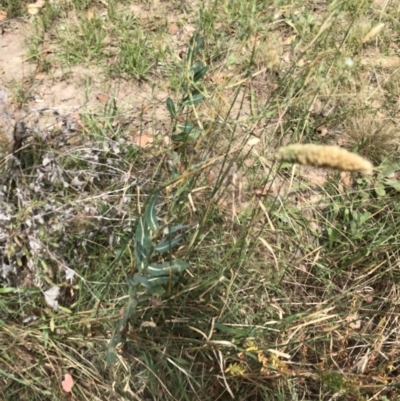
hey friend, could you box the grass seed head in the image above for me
[275,144,374,174]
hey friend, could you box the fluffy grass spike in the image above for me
[275,144,374,174]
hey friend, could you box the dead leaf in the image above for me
[96,93,110,103]
[71,176,85,187]
[254,187,269,196]
[316,126,328,136]
[27,0,46,15]
[298,264,308,273]
[168,23,179,35]
[353,352,370,373]
[140,321,157,330]
[305,173,327,186]
[44,286,60,310]
[373,0,389,8]
[246,137,260,147]
[137,104,151,112]
[0,10,7,22]
[210,72,234,84]
[284,34,297,45]
[134,134,153,147]
[102,35,111,46]
[365,296,373,303]
[35,72,46,80]
[65,267,76,283]
[41,44,53,55]
[87,8,95,20]
[217,198,228,207]
[61,373,74,392]
[340,171,352,188]
[361,56,400,69]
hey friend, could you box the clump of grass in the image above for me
[275,144,374,174]
[344,113,399,164]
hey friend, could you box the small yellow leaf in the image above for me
[87,8,95,20]
[225,363,246,376]
[284,34,297,45]
[0,10,7,22]
[50,317,55,332]
[27,0,46,15]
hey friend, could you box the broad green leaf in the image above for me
[181,91,205,106]
[186,34,203,62]
[107,328,122,364]
[381,164,400,178]
[155,224,189,252]
[0,287,16,293]
[120,298,138,326]
[278,162,294,170]
[172,128,202,142]
[194,37,204,55]
[177,121,194,134]
[359,212,371,225]
[144,194,159,233]
[193,66,208,83]
[147,275,179,286]
[146,260,189,277]
[163,224,190,235]
[148,284,165,296]
[191,61,204,74]
[171,133,187,142]
[385,179,400,192]
[0,368,32,385]
[133,273,151,289]
[375,184,386,197]
[106,349,118,365]
[155,235,184,253]
[135,217,152,269]
[166,97,176,119]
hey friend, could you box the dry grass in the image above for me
[1,0,400,400]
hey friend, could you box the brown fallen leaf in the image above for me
[304,172,327,186]
[169,23,179,35]
[0,10,7,22]
[315,126,328,136]
[253,186,269,196]
[35,72,46,80]
[298,264,308,273]
[27,0,46,15]
[340,171,352,188]
[210,72,234,84]
[361,55,400,69]
[96,93,110,103]
[134,134,153,147]
[61,373,74,392]
[87,8,95,20]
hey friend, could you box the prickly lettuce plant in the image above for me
[166,31,208,144]
[107,194,189,364]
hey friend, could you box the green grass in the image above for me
[1,0,400,400]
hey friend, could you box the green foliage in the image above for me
[107,194,189,364]
[167,32,208,143]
